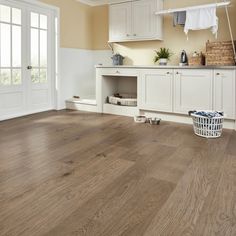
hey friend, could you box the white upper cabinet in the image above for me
[109,0,163,42]
[109,2,132,42]
[174,69,213,114]
[214,69,235,119]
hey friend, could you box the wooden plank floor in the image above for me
[0,110,236,236]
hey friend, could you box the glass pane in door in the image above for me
[0,4,22,87]
[30,12,48,84]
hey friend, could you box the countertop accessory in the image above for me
[148,118,161,125]
[154,48,172,66]
[189,110,224,138]
[111,54,124,66]
[206,40,236,66]
[134,116,147,124]
[180,50,188,66]
[189,52,205,66]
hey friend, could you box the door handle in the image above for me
[27,66,33,70]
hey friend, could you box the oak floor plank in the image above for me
[0,110,235,236]
[194,154,236,236]
[143,145,230,236]
[0,155,133,236]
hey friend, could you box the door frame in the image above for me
[0,0,61,121]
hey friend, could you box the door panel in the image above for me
[132,0,156,39]
[140,69,173,112]
[214,69,235,119]
[28,9,52,110]
[0,0,54,120]
[174,69,213,114]
[0,2,25,118]
[109,2,132,41]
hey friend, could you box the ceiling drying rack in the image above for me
[155,1,231,15]
[155,1,236,63]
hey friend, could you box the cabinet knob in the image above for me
[126,34,130,37]
[116,70,120,74]
[133,34,137,36]
[216,73,220,75]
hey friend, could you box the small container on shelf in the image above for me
[188,52,205,66]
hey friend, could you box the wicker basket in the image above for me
[108,94,137,107]
[205,40,236,66]
[189,54,205,66]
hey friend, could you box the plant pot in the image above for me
[159,58,168,66]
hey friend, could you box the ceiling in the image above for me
[77,0,130,6]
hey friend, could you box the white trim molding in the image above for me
[77,0,129,6]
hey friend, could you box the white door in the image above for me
[27,7,53,112]
[214,69,235,119]
[109,2,132,42]
[174,69,213,114]
[132,0,156,40]
[140,69,173,112]
[0,0,54,120]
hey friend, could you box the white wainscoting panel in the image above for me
[59,48,112,109]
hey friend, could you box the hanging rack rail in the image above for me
[155,1,231,15]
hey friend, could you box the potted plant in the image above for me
[154,48,172,65]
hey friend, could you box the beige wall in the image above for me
[40,0,93,49]
[112,0,236,65]
[40,0,109,50]
[91,5,109,50]
[40,0,236,65]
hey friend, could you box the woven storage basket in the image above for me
[108,94,137,107]
[189,54,205,66]
[205,40,236,66]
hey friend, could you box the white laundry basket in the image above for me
[190,111,224,138]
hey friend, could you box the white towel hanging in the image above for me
[184,7,219,39]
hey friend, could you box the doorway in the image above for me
[0,0,58,120]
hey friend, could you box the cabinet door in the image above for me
[132,0,156,40]
[140,69,173,112]
[214,70,235,119]
[174,69,213,114]
[109,2,132,42]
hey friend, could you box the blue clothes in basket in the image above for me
[189,111,224,118]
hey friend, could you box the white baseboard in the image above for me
[103,104,139,117]
[141,110,236,130]
[66,101,98,113]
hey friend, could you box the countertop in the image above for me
[95,65,236,69]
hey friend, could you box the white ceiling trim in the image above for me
[77,0,130,6]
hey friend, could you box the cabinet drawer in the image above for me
[97,68,139,77]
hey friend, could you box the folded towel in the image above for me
[184,7,218,38]
[173,11,186,27]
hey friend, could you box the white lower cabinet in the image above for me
[97,67,236,123]
[140,69,173,112]
[214,69,235,119]
[174,69,213,114]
